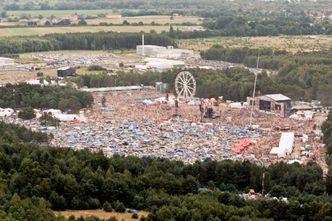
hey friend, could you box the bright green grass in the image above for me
[6,9,115,17]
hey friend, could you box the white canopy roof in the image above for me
[265,94,291,101]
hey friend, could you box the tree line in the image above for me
[2,0,331,14]
[70,69,259,102]
[0,32,175,54]
[201,46,332,105]
[0,121,331,220]
[323,110,332,181]
[202,15,332,36]
[323,111,332,155]
[0,121,49,144]
[0,84,93,112]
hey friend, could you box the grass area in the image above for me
[55,210,149,220]
[6,9,115,17]
[0,25,168,37]
[178,35,332,53]
[88,15,202,25]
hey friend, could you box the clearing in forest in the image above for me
[55,210,149,221]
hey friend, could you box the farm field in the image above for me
[87,15,202,25]
[6,9,115,17]
[178,35,332,53]
[0,25,168,37]
[55,210,149,220]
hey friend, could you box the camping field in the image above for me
[177,35,332,53]
[0,25,169,37]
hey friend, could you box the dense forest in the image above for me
[201,46,332,105]
[0,121,331,221]
[0,32,175,54]
[0,121,49,143]
[323,111,332,160]
[0,84,93,112]
[167,13,332,38]
[201,15,332,36]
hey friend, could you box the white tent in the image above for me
[54,114,79,122]
[43,109,62,115]
[0,108,14,117]
[229,102,247,109]
[279,132,295,153]
[270,147,286,158]
[270,132,295,158]
[287,159,303,165]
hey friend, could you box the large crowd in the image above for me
[47,91,318,165]
[0,90,322,165]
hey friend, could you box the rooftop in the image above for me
[58,66,73,71]
[265,94,291,101]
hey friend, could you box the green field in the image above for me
[6,9,115,17]
[0,25,169,37]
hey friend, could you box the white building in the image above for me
[137,45,166,57]
[136,45,194,59]
[136,58,185,71]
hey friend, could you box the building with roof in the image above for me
[136,57,185,71]
[136,45,194,59]
[247,94,292,117]
[57,67,76,77]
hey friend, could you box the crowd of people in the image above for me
[0,90,323,166]
[47,90,319,165]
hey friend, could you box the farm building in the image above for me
[57,67,76,77]
[247,94,292,117]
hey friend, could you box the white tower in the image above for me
[142,33,145,56]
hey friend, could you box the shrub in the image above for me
[113,200,126,213]
[87,65,106,71]
[103,201,113,212]
[18,107,36,120]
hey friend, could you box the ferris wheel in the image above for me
[175,71,196,99]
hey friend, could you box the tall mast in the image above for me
[249,53,260,128]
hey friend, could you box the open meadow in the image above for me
[0,25,169,36]
[178,35,332,53]
[87,15,201,25]
[55,210,149,220]
[6,9,116,17]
